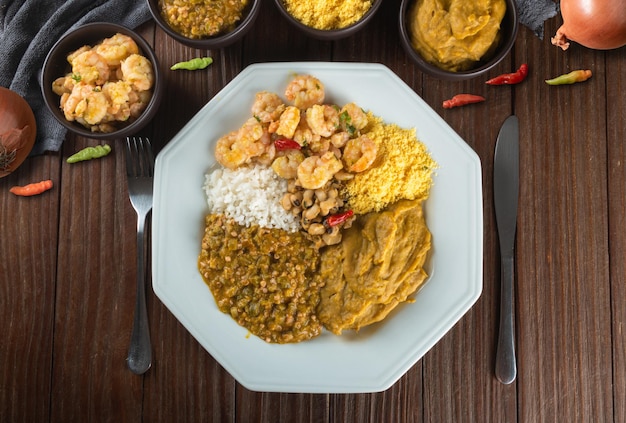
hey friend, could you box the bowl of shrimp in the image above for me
[41,22,163,140]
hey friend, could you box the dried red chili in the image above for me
[325,210,354,227]
[486,63,529,85]
[442,94,486,109]
[274,138,301,151]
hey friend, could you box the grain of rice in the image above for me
[204,164,299,232]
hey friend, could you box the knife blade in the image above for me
[493,115,519,384]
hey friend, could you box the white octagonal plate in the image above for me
[152,62,483,393]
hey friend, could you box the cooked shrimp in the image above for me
[306,104,339,137]
[67,45,91,65]
[307,137,331,154]
[297,151,343,189]
[71,51,110,85]
[275,106,301,139]
[63,83,108,126]
[248,125,275,165]
[237,117,264,145]
[95,33,139,67]
[52,76,72,96]
[251,91,285,123]
[102,81,132,121]
[121,54,153,92]
[285,75,325,109]
[93,123,117,133]
[215,130,248,170]
[224,118,267,161]
[271,150,305,179]
[330,131,350,149]
[292,117,320,146]
[342,135,378,173]
[340,102,369,133]
[59,92,70,110]
[254,136,277,166]
[129,90,152,118]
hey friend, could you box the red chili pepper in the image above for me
[442,94,486,109]
[486,63,529,85]
[325,210,354,227]
[274,138,301,151]
[9,179,53,196]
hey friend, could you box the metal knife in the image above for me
[494,115,519,384]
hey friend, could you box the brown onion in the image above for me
[0,87,36,177]
[551,0,626,50]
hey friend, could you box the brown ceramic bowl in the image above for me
[399,0,519,81]
[147,0,262,49]
[41,22,163,140]
[0,87,36,177]
[273,0,383,41]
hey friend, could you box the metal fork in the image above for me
[124,136,154,375]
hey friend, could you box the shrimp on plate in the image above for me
[121,54,153,92]
[342,135,378,173]
[285,75,325,109]
[340,102,369,134]
[237,118,267,156]
[330,131,350,149]
[306,104,339,138]
[275,106,301,139]
[254,133,277,166]
[215,130,248,170]
[297,151,343,190]
[251,91,285,123]
[215,119,273,169]
[292,117,320,146]
[307,137,331,155]
[272,150,305,179]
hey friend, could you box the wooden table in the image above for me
[2,1,625,421]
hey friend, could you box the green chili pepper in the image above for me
[545,69,592,85]
[67,144,111,163]
[170,57,213,71]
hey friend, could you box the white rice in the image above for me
[204,164,300,232]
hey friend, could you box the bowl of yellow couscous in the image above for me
[147,0,262,49]
[273,0,383,41]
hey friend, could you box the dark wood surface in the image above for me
[2,1,625,421]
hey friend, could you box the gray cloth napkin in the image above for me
[516,0,560,39]
[0,0,151,155]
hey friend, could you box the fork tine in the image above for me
[140,137,154,177]
[125,137,154,178]
[125,137,136,177]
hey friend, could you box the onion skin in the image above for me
[551,0,626,50]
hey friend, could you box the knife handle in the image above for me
[495,254,517,384]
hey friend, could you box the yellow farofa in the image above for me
[345,114,437,214]
[283,0,373,30]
